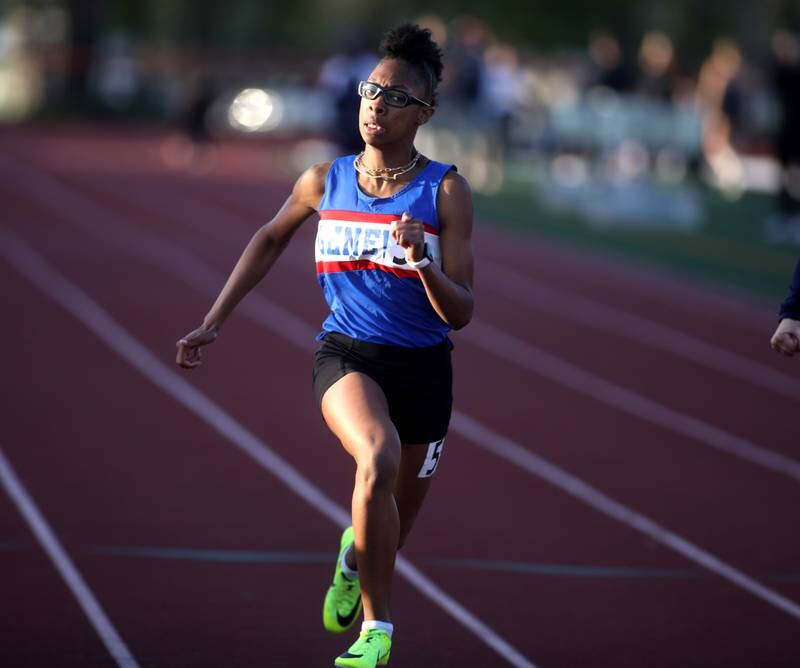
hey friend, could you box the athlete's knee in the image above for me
[355,445,400,497]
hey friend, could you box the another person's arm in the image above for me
[771,257,800,357]
[176,163,328,368]
[391,171,474,329]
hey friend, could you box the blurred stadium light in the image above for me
[227,88,281,132]
[220,85,333,136]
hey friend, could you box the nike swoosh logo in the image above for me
[339,652,364,659]
[336,599,361,628]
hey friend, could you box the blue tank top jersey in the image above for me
[315,155,455,347]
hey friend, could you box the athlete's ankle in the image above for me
[362,620,393,638]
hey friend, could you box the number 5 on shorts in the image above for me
[418,438,445,478]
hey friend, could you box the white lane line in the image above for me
[478,258,800,401]
[5,163,800,622]
[0,450,140,668]
[0,231,537,668]
[26,164,800,485]
[461,320,800,483]
[448,413,800,621]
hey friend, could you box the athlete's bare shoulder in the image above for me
[292,161,331,211]
[438,168,473,235]
[440,168,472,202]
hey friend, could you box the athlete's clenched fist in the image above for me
[390,211,426,263]
[771,318,800,357]
[176,325,218,368]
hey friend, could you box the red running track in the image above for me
[0,127,798,667]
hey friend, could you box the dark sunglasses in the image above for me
[357,80,431,108]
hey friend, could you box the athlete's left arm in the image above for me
[417,170,475,329]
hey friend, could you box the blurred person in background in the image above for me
[587,29,632,92]
[771,257,800,356]
[65,0,99,111]
[635,31,678,101]
[318,32,377,155]
[160,71,218,172]
[445,15,488,107]
[480,42,521,151]
[182,74,217,147]
[176,24,474,668]
[768,29,800,241]
[696,38,745,193]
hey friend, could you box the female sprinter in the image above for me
[176,24,474,668]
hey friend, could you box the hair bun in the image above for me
[380,24,443,104]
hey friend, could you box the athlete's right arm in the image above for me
[176,162,329,368]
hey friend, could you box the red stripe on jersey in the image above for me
[319,209,438,235]
[320,210,397,223]
[316,260,420,279]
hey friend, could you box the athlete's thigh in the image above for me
[320,371,401,461]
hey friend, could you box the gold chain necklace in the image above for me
[353,150,421,180]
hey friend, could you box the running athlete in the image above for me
[176,24,473,668]
[771,257,800,357]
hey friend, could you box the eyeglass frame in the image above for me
[357,80,432,108]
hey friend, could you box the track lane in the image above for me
[0,236,518,667]
[3,128,796,664]
[0,478,116,667]
[1,178,540,664]
[470,224,780,336]
[473,292,797,457]
[6,225,800,666]
[7,155,800,576]
[0,256,358,666]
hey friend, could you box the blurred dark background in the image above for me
[3,0,800,299]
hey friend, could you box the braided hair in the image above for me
[379,24,444,107]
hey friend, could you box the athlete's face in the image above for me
[358,58,433,147]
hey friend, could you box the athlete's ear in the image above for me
[416,107,434,125]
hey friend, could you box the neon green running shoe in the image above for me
[334,629,392,667]
[323,526,362,633]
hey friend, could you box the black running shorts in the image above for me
[312,331,453,444]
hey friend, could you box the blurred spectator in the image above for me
[66,0,99,110]
[89,32,137,112]
[769,29,800,239]
[446,16,488,105]
[587,29,632,91]
[696,38,745,193]
[635,31,677,101]
[182,73,217,145]
[317,33,375,154]
[480,42,522,154]
[160,71,219,172]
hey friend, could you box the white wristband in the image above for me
[406,255,432,270]
[406,243,433,270]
